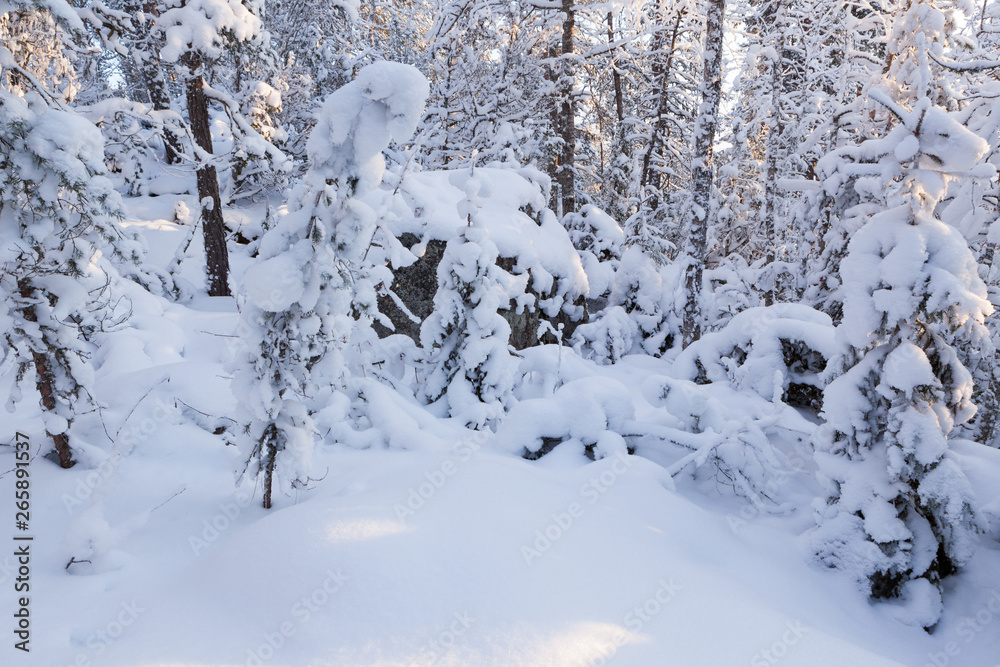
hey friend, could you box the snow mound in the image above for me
[377,167,589,319]
[672,304,836,408]
[496,377,635,459]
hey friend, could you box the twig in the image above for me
[176,398,237,424]
[96,403,115,443]
[65,557,92,570]
[115,375,170,437]
[150,486,186,513]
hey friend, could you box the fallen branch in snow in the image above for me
[620,419,711,450]
[622,410,787,509]
[65,557,91,570]
[175,398,236,424]
[662,432,731,476]
[95,403,115,443]
[168,215,203,276]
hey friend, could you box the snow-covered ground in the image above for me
[2,196,1000,667]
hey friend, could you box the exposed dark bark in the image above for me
[546,45,562,212]
[558,0,576,216]
[18,281,74,468]
[762,0,788,306]
[261,423,277,509]
[375,236,448,342]
[640,7,686,194]
[132,0,181,164]
[607,12,624,132]
[184,54,231,297]
[375,236,584,349]
[143,73,182,165]
[682,0,726,348]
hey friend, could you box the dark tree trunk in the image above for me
[545,46,562,212]
[682,0,726,348]
[133,0,181,164]
[184,54,231,297]
[262,423,277,509]
[761,0,788,306]
[607,12,624,132]
[144,72,182,165]
[18,281,74,468]
[603,11,628,214]
[640,7,686,195]
[558,0,576,217]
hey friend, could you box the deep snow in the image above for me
[1,192,999,667]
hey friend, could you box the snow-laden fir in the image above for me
[2,0,1000,664]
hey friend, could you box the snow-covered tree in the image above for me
[573,244,680,363]
[956,64,1000,447]
[618,0,700,249]
[419,0,546,170]
[812,93,992,628]
[153,0,283,294]
[419,170,525,428]
[801,0,909,319]
[681,0,725,347]
[0,4,79,101]
[263,0,357,160]
[0,92,125,468]
[233,62,428,507]
[0,0,170,467]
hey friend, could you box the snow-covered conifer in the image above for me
[813,94,992,627]
[233,62,428,508]
[573,245,680,363]
[0,0,176,466]
[0,90,130,468]
[419,169,525,428]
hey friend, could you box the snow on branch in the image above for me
[201,83,289,169]
[928,52,1000,72]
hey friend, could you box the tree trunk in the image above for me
[545,45,562,213]
[682,0,725,348]
[18,281,74,468]
[144,73,182,165]
[134,0,181,164]
[558,0,576,216]
[185,54,231,297]
[262,423,277,509]
[607,12,624,133]
[762,0,788,306]
[640,7,685,194]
